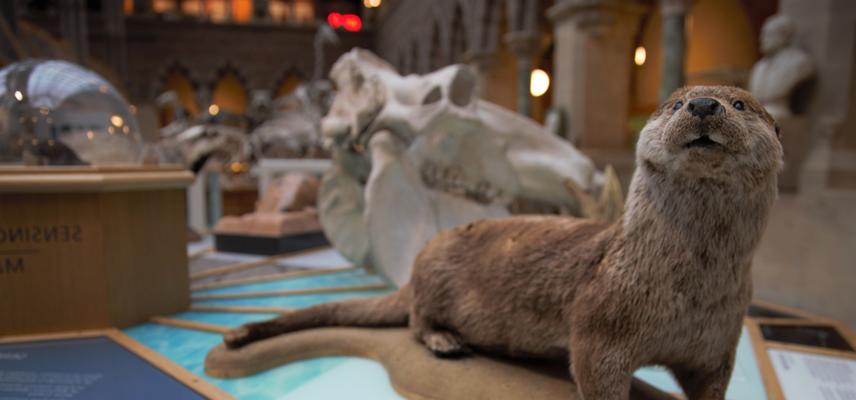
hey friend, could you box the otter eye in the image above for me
[672,101,683,111]
[733,100,745,111]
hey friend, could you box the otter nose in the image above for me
[687,98,722,119]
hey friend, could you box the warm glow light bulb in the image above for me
[209,104,220,115]
[530,69,550,97]
[363,0,381,8]
[110,115,124,127]
[634,46,647,66]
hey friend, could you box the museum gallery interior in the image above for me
[1,0,855,399]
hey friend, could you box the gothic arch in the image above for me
[211,64,249,115]
[157,61,200,117]
[272,68,305,98]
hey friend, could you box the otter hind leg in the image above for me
[421,329,472,358]
[410,309,471,357]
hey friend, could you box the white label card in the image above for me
[769,348,856,400]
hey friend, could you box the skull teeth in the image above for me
[420,160,502,204]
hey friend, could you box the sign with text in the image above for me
[769,348,856,399]
[0,336,204,399]
[0,224,85,276]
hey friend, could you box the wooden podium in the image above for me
[0,166,194,335]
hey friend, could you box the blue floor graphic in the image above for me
[126,265,402,399]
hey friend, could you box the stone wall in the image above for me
[116,18,373,105]
[22,14,372,107]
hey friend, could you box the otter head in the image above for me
[637,86,783,185]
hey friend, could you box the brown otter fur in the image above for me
[223,86,783,399]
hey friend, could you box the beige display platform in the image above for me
[205,327,674,400]
[0,165,194,335]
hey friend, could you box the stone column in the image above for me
[253,0,270,21]
[504,31,540,118]
[548,0,646,148]
[59,0,88,63]
[658,0,692,101]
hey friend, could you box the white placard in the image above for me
[769,348,856,400]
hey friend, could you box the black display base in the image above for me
[214,231,329,255]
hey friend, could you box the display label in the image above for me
[0,336,204,399]
[769,348,856,399]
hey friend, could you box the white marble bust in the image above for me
[749,14,815,118]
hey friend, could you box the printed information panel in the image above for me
[769,348,856,400]
[0,336,203,399]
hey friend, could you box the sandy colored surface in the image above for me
[205,327,674,400]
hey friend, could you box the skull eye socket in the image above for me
[672,101,683,111]
[733,100,746,111]
[422,86,442,105]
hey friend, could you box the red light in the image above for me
[342,14,362,32]
[327,12,343,28]
[328,12,361,32]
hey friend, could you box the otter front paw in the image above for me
[223,326,254,349]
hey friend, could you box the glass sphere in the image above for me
[0,59,144,166]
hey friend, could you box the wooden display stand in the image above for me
[0,166,194,335]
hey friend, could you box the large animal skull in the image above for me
[320,49,604,285]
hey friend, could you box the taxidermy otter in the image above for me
[224,86,782,399]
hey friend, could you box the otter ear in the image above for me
[774,123,781,141]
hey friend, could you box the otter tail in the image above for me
[224,284,412,349]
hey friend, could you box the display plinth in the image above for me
[0,165,194,335]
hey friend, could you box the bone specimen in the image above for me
[319,49,612,285]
